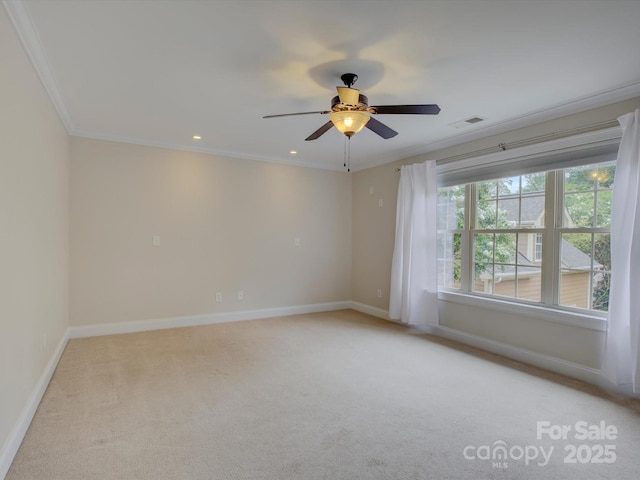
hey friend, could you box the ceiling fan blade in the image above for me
[263,111,330,119]
[305,121,334,141]
[370,104,441,115]
[365,117,398,139]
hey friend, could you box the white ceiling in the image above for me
[5,0,640,171]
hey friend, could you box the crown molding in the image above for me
[403,81,640,160]
[353,81,640,172]
[73,80,640,173]
[70,130,347,172]
[3,0,75,133]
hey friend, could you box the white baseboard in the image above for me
[428,325,601,385]
[350,302,601,385]
[68,301,352,339]
[350,301,390,320]
[0,333,68,480]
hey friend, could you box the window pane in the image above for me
[476,201,497,229]
[561,233,593,269]
[600,164,615,188]
[513,231,541,265]
[516,266,542,302]
[596,190,612,228]
[498,176,520,197]
[590,165,615,189]
[560,233,608,309]
[437,186,465,230]
[496,233,517,263]
[564,192,595,227]
[592,272,610,312]
[564,164,600,192]
[474,233,494,263]
[452,232,462,289]
[478,174,547,229]
[591,233,611,312]
[437,232,461,289]
[477,180,497,202]
[559,269,591,309]
[437,185,466,291]
[497,198,518,227]
[593,233,610,271]
[494,271,516,298]
[473,264,493,293]
[521,173,546,194]
[520,194,545,227]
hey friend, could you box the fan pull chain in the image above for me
[344,136,347,168]
[342,136,351,172]
[347,136,351,172]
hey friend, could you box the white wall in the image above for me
[0,4,69,467]
[352,97,640,372]
[70,137,352,326]
[3,0,640,468]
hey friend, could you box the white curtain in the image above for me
[389,161,439,325]
[602,108,640,393]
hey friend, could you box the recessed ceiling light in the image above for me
[289,150,297,155]
[192,135,202,140]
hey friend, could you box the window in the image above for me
[471,174,545,302]
[558,163,614,311]
[437,185,464,289]
[437,160,615,314]
[534,233,543,261]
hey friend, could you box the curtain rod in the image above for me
[394,119,620,172]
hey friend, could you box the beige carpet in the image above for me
[7,310,640,479]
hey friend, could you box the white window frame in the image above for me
[436,127,621,331]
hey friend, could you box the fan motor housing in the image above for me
[331,94,369,112]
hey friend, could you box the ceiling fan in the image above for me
[263,73,441,141]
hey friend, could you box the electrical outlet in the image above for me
[152,235,161,247]
[378,198,383,207]
[215,292,222,302]
[237,290,244,301]
[377,289,382,298]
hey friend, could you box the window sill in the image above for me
[438,290,607,332]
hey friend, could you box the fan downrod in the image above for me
[340,73,358,88]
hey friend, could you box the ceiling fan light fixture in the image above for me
[336,86,360,106]
[330,110,370,137]
[264,72,440,142]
